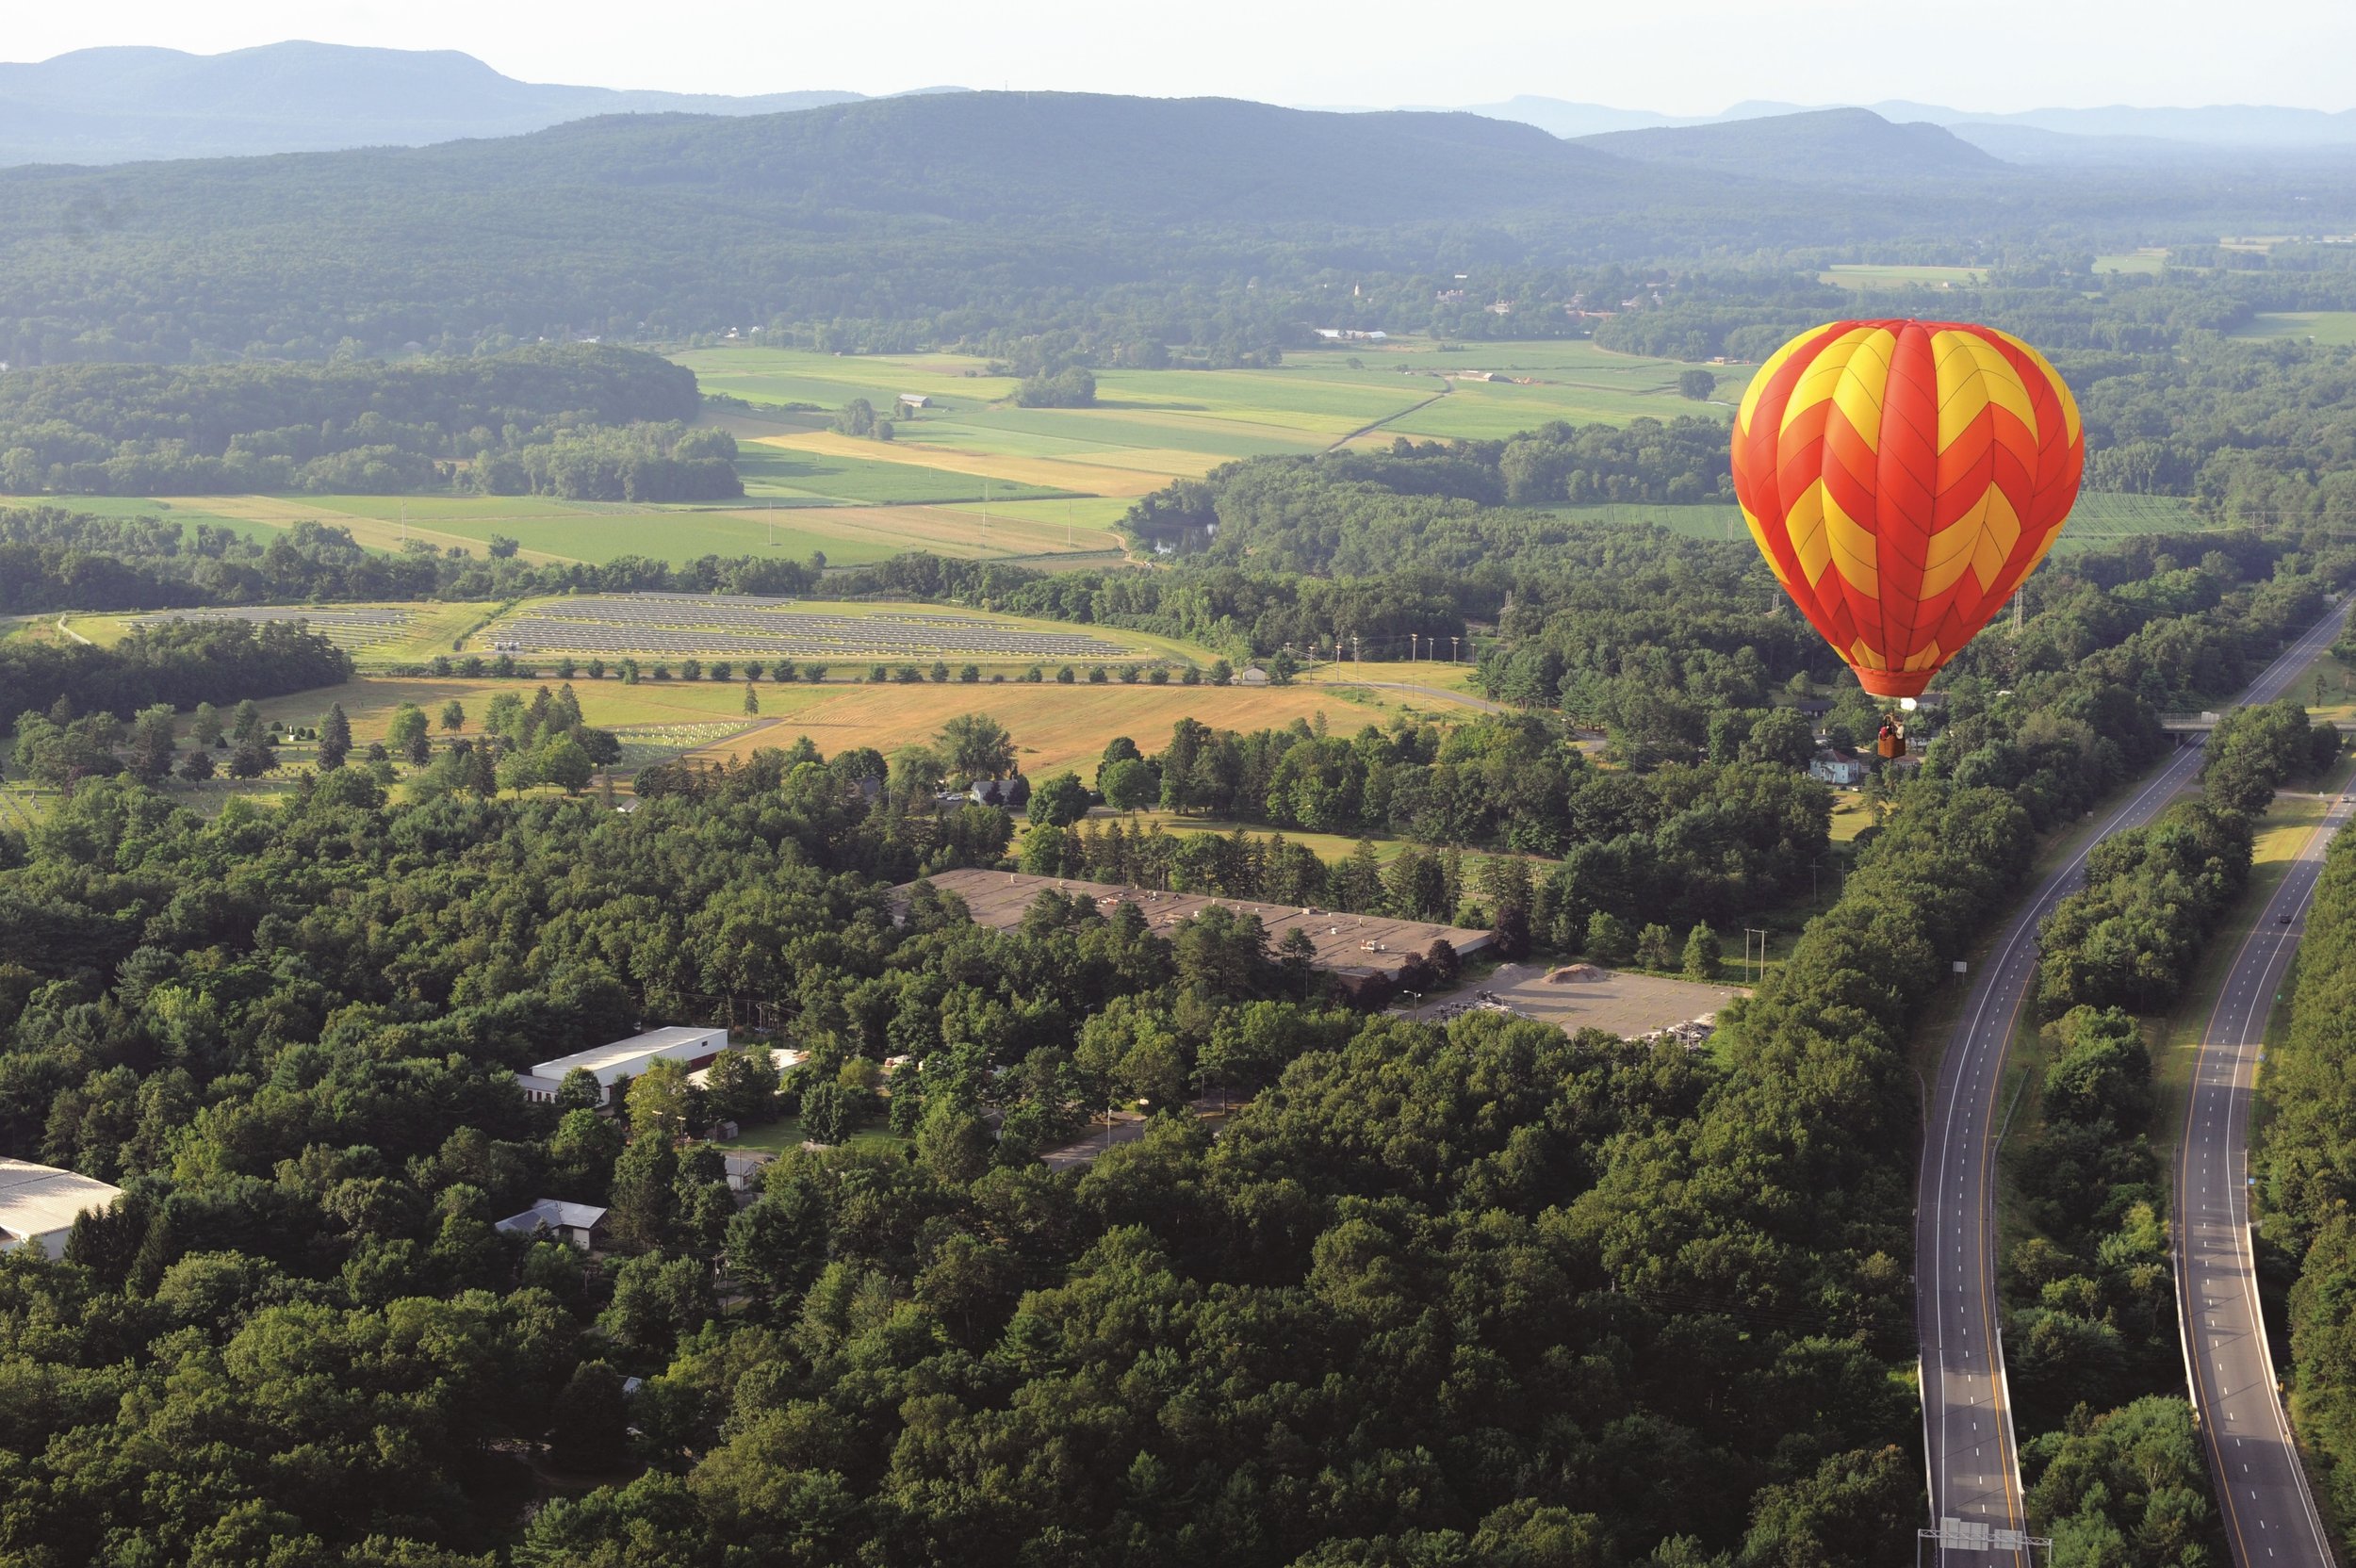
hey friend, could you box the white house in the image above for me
[0,1158,123,1259]
[898,393,931,410]
[494,1199,608,1250]
[515,1025,730,1106]
[1808,749,1870,787]
[1235,665,1271,686]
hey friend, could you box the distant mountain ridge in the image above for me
[0,41,959,166]
[1443,94,2356,165]
[1573,108,2004,185]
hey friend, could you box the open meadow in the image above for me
[682,679,1408,781]
[677,336,1758,505]
[2228,310,2356,346]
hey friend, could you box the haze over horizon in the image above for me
[8,0,2354,115]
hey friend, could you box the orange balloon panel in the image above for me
[1730,318,2083,700]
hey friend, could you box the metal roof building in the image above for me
[515,1025,729,1105]
[0,1158,123,1259]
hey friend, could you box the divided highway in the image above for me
[1917,600,2351,1564]
[2174,783,2352,1568]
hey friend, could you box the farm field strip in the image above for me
[752,430,1170,497]
[483,594,1136,661]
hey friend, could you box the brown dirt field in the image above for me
[1409,961,1747,1038]
[751,432,1168,498]
[910,867,1491,980]
[683,682,1391,780]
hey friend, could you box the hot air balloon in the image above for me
[1730,318,2083,753]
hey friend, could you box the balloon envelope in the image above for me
[1730,318,2083,699]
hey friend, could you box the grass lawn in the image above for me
[1297,659,1481,694]
[710,1113,903,1157]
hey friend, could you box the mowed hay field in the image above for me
[141,491,1121,570]
[686,681,1403,782]
[249,673,826,742]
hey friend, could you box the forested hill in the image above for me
[0,42,880,167]
[1575,107,2007,185]
[0,93,1857,363]
[8,91,2356,365]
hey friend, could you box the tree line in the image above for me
[0,345,742,499]
[0,508,822,613]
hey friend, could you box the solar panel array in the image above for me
[128,605,417,650]
[483,594,1128,660]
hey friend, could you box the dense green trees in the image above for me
[1,615,352,724]
[2036,800,2252,1019]
[0,345,710,497]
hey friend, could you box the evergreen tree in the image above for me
[318,703,352,770]
[1682,923,1723,980]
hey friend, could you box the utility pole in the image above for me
[1745,927,1771,984]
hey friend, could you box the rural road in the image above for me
[1917,597,2350,1564]
[2174,784,2351,1568]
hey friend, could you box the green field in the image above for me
[0,493,290,550]
[676,339,1755,499]
[2229,311,2356,346]
[94,491,1122,570]
[1532,493,2219,554]
[2094,250,2169,276]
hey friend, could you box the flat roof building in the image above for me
[515,1025,729,1105]
[0,1158,123,1259]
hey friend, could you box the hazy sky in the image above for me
[6,0,2348,115]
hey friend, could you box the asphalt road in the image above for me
[2175,783,2352,1568]
[1916,599,2350,1564]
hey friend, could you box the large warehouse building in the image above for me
[0,1158,124,1259]
[515,1025,731,1106]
